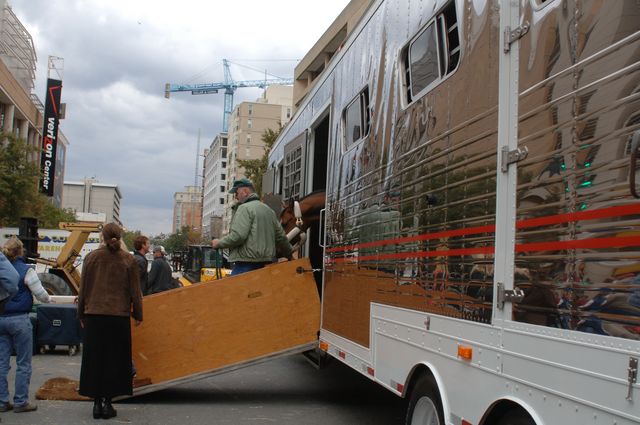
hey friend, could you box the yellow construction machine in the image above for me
[28,221,103,295]
[178,244,230,286]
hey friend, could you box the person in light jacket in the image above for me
[0,237,50,414]
[212,178,292,275]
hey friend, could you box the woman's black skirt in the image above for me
[79,315,133,398]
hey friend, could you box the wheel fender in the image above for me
[481,396,544,425]
[404,361,450,422]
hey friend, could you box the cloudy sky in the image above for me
[11,0,350,235]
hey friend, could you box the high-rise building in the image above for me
[223,86,293,231]
[0,1,69,206]
[173,186,202,234]
[62,178,122,225]
[202,133,228,239]
[292,0,371,111]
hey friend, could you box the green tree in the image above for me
[33,195,76,228]
[122,229,143,251]
[0,132,75,227]
[237,125,281,196]
[156,226,202,254]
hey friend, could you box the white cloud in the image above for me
[10,0,351,235]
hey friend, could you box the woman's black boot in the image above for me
[102,398,117,419]
[92,398,103,419]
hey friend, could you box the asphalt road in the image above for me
[3,349,405,425]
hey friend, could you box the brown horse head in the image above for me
[280,197,299,235]
[279,191,326,244]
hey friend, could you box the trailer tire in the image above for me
[406,375,444,425]
[496,409,536,425]
[38,273,73,296]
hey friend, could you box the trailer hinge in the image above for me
[628,357,638,401]
[496,282,525,310]
[501,146,528,172]
[504,21,530,53]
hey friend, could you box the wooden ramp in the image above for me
[131,258,320,396]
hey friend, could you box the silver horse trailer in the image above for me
[267,1,640,424]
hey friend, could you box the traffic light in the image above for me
[18,217,39,259]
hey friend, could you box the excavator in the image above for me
[177,244,230,286]
[19,219,103,295]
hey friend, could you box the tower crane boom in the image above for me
[165,59,293,132]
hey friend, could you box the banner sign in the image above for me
[40,78,63,196]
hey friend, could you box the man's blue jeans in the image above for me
[230,262,269,276]
[0,314,33,407]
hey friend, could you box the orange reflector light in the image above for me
[458,345,473,361]
[338,351,346,359]
[319,341,329,352]
[396,383,404,393]
[367,367,375,376]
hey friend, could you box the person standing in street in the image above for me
[77,223,143,420]
[211,178,292,276]
[132,235,150,295]
[146,246,176,295]
[0,237,51,414]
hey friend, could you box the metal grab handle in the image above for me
[319,208,326,248]
[215,248,222,280]
[630,130,640,198]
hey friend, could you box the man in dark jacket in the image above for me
[146,246,175,295]
[132,235,150,295]
[212,178,292,275]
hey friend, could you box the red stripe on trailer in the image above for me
[325,204,640,255]
[326,224,495,253]
[367,367,375,376]
[396,382,404,393]
[516,235,640,252]
[517,203,640,229]
[461,420,472,425]
[327,234,640,264]
[338,351,346,359]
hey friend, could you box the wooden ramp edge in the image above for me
[130,258,320,396]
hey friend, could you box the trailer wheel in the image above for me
[38,273,73,295]
[406,375,444,425]
[496,409,536,425]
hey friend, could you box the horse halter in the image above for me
[294,201,303,227]
[286,200,306,248]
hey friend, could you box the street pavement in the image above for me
[3,348,405,425]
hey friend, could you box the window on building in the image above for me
[222,161,226,168]
[247,119,252,129]
[246,135,251,144]
[220,198,225,205]
[248,105,253,115]
[221,173,226,180]
[220,185,225,192]
[286,108,291,119]
[245,148,250,157]
[342,87,370,150]
[402,0,459,103]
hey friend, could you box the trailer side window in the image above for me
[343,87,370,150]
[403,0,459,103]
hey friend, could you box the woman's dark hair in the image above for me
[102,223,122,252]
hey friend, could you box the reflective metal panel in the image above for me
[515,0,640,338]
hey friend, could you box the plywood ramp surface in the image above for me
[132,258,320,387]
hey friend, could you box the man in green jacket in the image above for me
[212,178,292,276]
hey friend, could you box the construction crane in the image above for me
[165,59,294,132]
